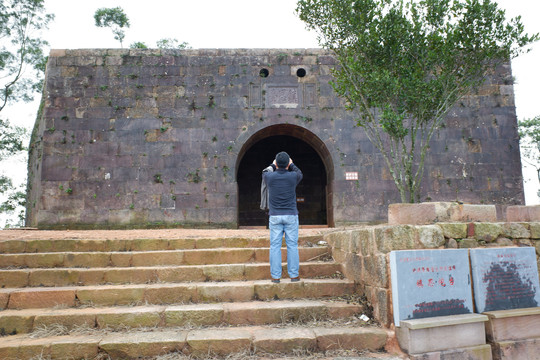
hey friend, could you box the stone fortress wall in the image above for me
[26,49,524,229]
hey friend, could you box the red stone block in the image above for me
[8,288,76,309]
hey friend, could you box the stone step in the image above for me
[0,299,363,334]
[0,235,324,254]
[0,325,389,359]
[0,279,357,310]
[0,262,342,288]
[0,246,329,269]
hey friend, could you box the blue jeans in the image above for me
[269,215,299,279]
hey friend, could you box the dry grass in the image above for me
[152,348,392,360]
[29,354,112,360]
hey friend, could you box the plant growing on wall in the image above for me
[296,0,538,203]
[94,7,130,48]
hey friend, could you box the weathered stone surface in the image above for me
[96,307,163,329]
[388,203,497,225]
[252,327,317,353]
[325,302,363,319]
[0,271,29,288]
[0,310,35,334]
[224,300,326,325]
[28,269,80,287]
[198,282,255,302]
[255,281,306,300]
[183,248,254,265]
[63,252,111,267]
[408,344,492,360]
[491,338,540,360]
[143,284,198,304]
[507,205,540,222]
[375,225,417,253]
[202,264,245,281]
[459,238,480,248]
[49,335,100,360]
[355,228,376,256]
[76,285,145,306]
[446,238,458,248]
[495,237,515,247]
[165,304,224,327]
[187,328,251,356]
[103,268,158,285]
[484,308,540,342]
[417,225,445,248]
[474,223,503,242]
[100,331,186,358]
[0,240,26,253]
[388,202,447,225]
[363,255,388,287]
[155,266,206,283]
[7,288,76,309]
[34,309,96,330]
[341,253,362,283]
[0,292,10,310]
[438,223,468,239]
[530,223,540,239]
[396,314,488,354]
[314,327,387,351]
[501,223,530,239]
[454,204,497,223]
[302,279,356,299]
[28,49,524,229]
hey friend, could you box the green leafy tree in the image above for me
[1,0,52,227]
[297,0,538,203]
[156,38,191,50]
[519,116,540,195]
[94,7,130,48]
[0,119,28,227]
[0,0,54,112]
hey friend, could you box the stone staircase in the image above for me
[0,233,392,359]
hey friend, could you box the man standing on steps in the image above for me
[262,151,303,283]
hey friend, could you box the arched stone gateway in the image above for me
[236,124,334,227]
[26,48,524,229]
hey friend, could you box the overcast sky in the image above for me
[2,0,540,211]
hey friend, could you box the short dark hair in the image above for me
[275,151,290,168]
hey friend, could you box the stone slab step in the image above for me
[0,299,363,334]
[0,235,324,254]
[0,246,329,269]
[0,279,357,310]
[0,262,342,288]
[0,325,389,359]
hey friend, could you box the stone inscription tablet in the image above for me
[470,247,540,313]
[267,86,299,108]
[390,249,473,326]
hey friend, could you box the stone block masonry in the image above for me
[27,48,524,229]
[324,221,540,327]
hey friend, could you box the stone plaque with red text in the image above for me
[390,249,473,326]
[470,247,540,313]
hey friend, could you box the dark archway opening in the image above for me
[237,135,327,227]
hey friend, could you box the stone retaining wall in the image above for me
[324,222,540,327]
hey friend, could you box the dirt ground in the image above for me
[0,227,340,241]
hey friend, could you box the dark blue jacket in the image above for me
[262,163,303,216]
